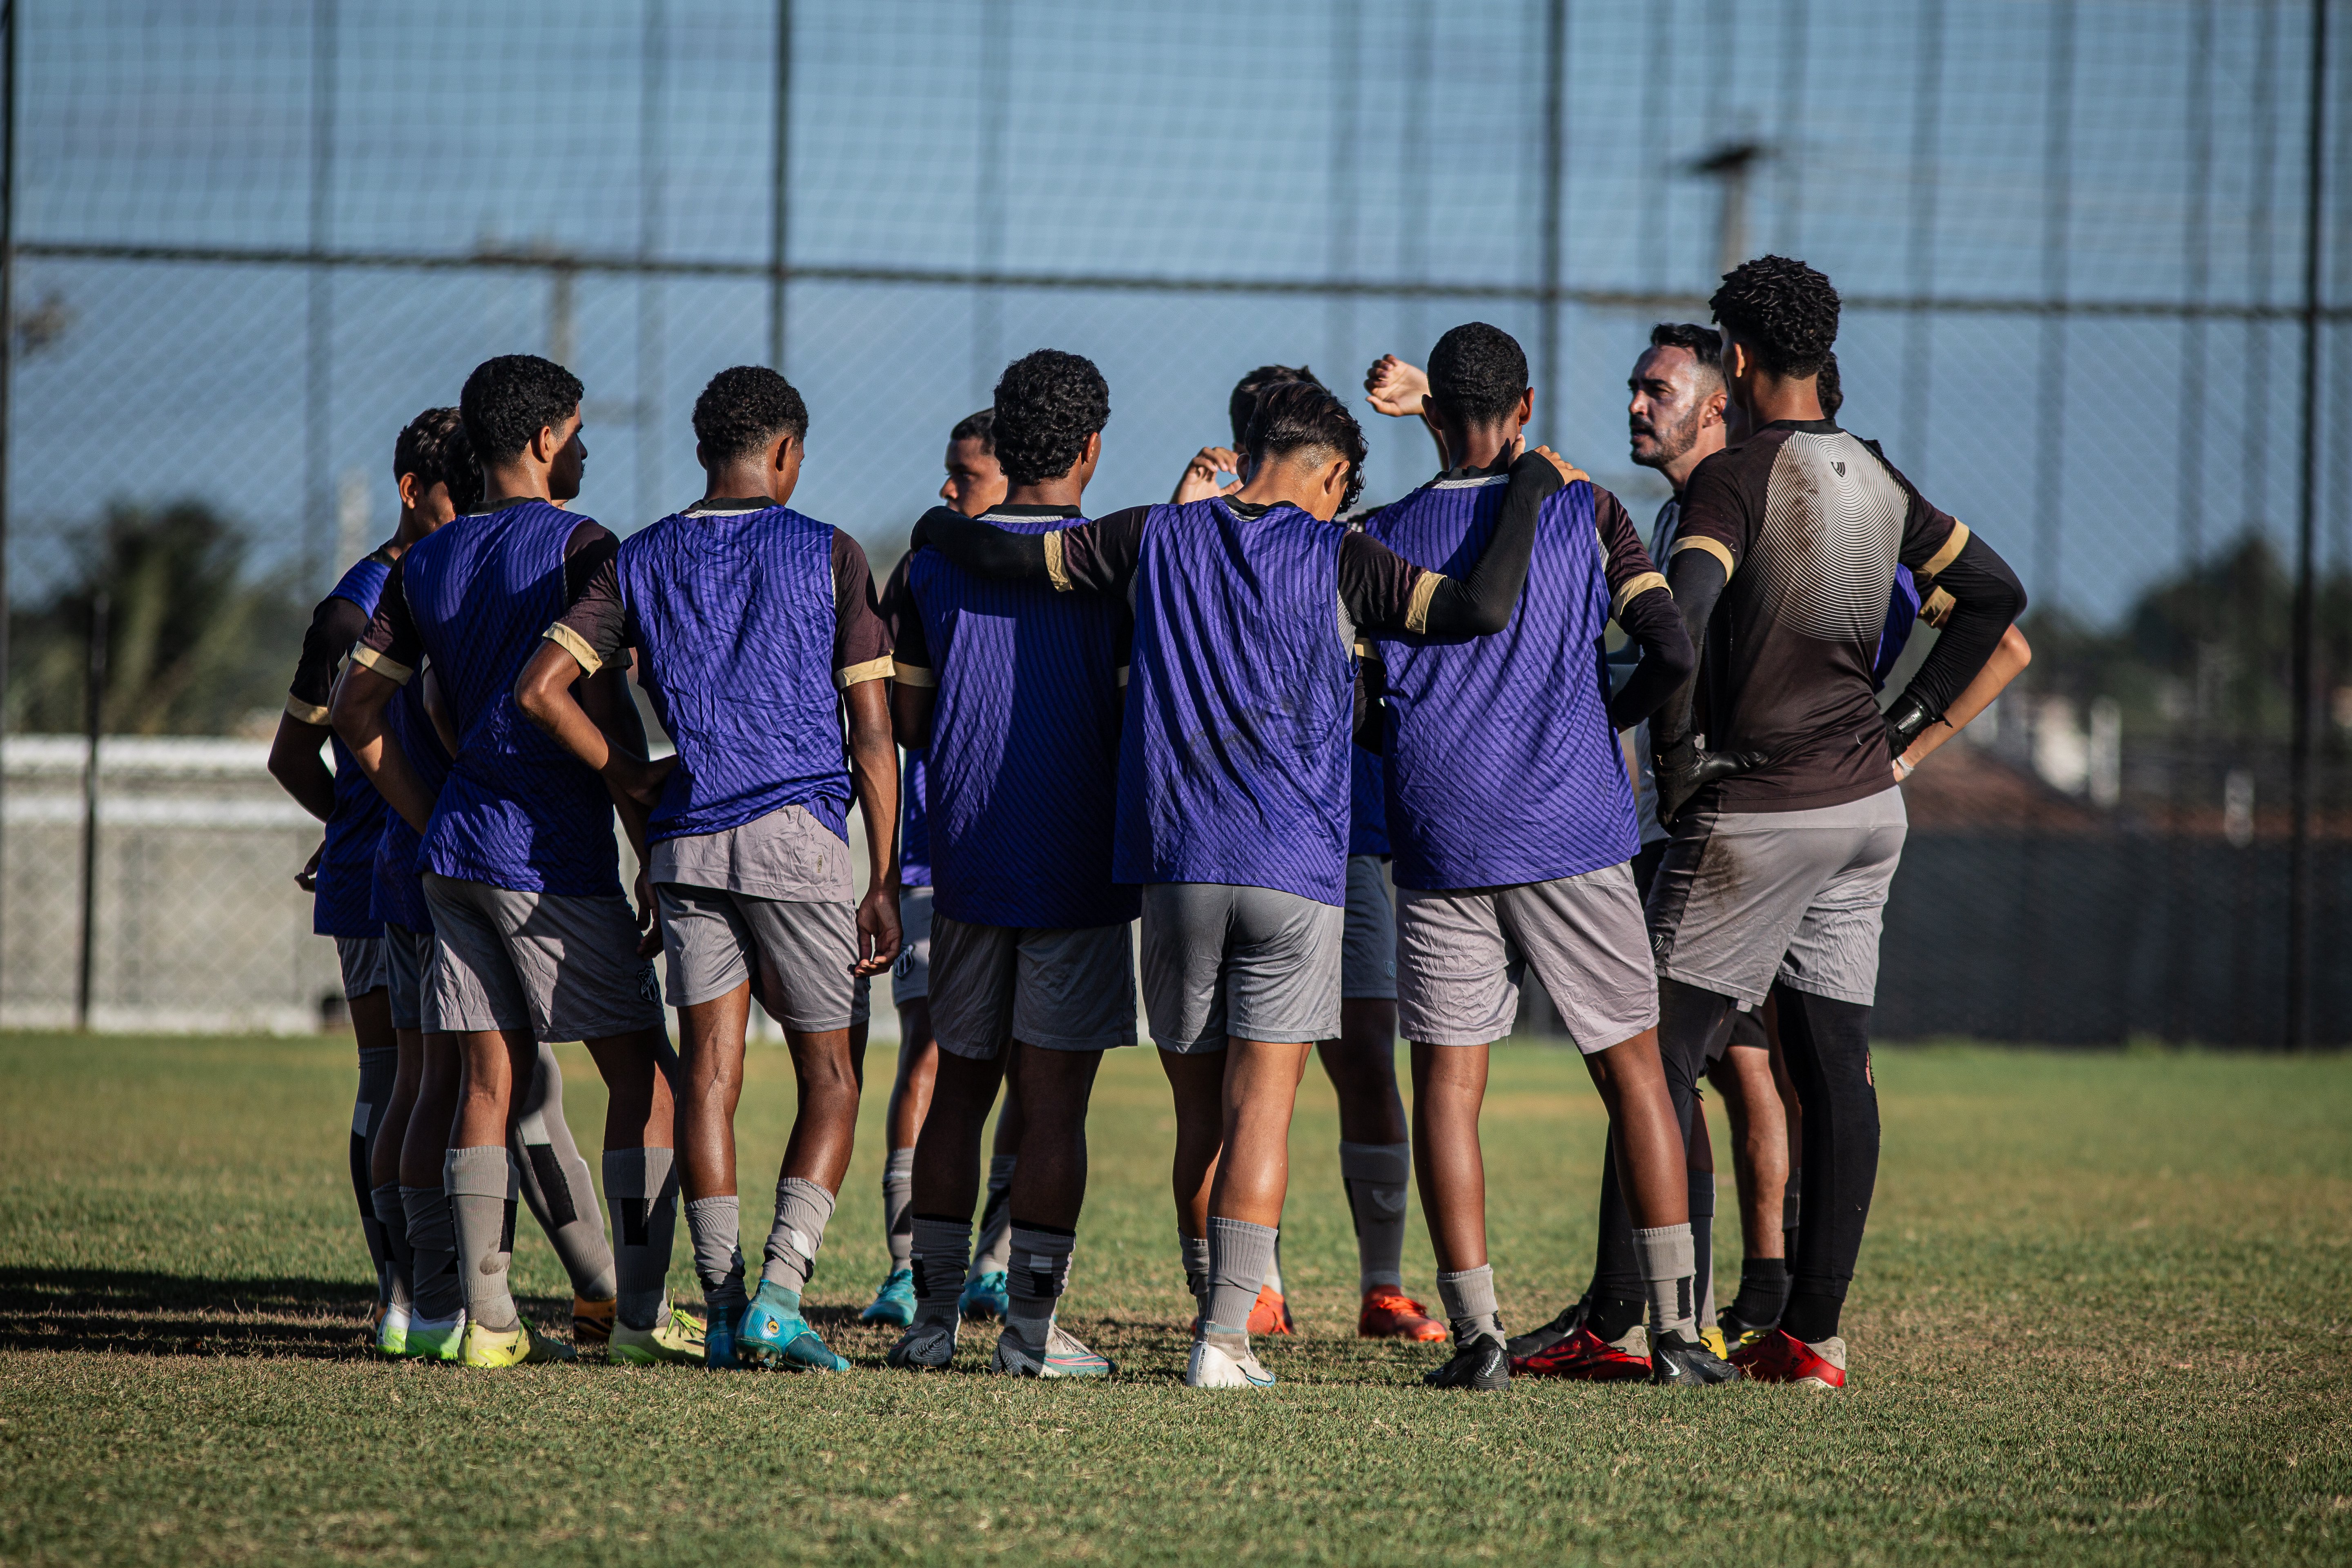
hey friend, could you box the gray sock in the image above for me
[1263,1232,1285,1296]
[1007,1222,1076,1347]
[1180,1234,1212,1315]
[445,1145,520,1333]
[353,1046,398,1301]
[685,1195,747,1328]
[370,1183,414,1314]
[1633,1223,1698,1344]
[1204,1217,1277,1336]
[1690,1170,1717,1330]
[762,1176,836,1292]
[512,1044,617,1302]
[882,1147,916,1273]
[402,1185,464,1321]
[602,1147,680,1332]
[1435,1264,1503,1345]
[970,1154,1017,1280]
[910,1215,972,1330]
[1339,1140,1412,1294]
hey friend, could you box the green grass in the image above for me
[1,1034,2348,1565]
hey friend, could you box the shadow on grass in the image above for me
[0,1267,564,1359]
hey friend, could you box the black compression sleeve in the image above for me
[1606,586,1695,731]
[909,504,1052,581]
[1651,548,1728,752]
[1895,532,2025,722]
[1418,448,1559,636]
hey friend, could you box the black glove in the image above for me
[1653,735,1762,827]
[1883,690,1937,762]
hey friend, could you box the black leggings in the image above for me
[1587,979,1723,1316]
[1771,984,1878,1342]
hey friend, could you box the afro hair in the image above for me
[1708,255,1840,379]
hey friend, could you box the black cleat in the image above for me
[1648,1330,1743,1387]
[1716,1304,1779,1356]
[1503,1297,1586,1361]
[1424,1333,1510,1391]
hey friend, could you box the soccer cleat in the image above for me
[992,1322,1115,1379]
[705,1310,742,1369]
[1424,1333,1510,1391]
[572,1295,617,1350]
[959,1270,1009,1323]
[460,1320,577,1367]
[1648,1330,1743,1387]
[737,1282,849,1372]
[610,1303,708,1366]
[1716,1305,1779,1357]
[885,1318,960,1371]
[1729,1329,1846,1389]
[374,1302,413,1358]
[1183,1336,1276,1390]
[1503,1298,1587,1361]
[1245,1284,1295,1336]
[1512,1320,1650,1382]
[406,1310,467,1363]
[1700,1323,1730,1360]
[1359,1287,1447,1342]
[861,1268,917,1327]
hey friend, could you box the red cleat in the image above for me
[1728,1328,1846,1389]
[1358,1287,1447,1342]
[1510,1322,1650,1382]
[1245,1284,1295,1336]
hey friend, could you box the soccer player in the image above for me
[1642,258,2025,1389]
[1171,365,1441,1344]
[1356,323,1725,1390]
[879,351,1135,1379]
[910,379,1562,1389]
[517,365,901,1372]
[334,354,687,1369]
[859,409,1026,1332]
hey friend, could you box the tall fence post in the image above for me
[2285,0,2330,1051]
[0,0,17,1006]
[76,589,106,1031]
[768,0,791,372]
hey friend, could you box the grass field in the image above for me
[1,1033,2347,1565]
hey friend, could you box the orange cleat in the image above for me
[572,1294,617,1350]
[1728,1328,1846,1389]
[1357,1287,1446,1342]
[1245,1284,1294,1336]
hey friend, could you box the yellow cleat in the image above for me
[1700,1323,1730,1360]
[461,1319,578,1368]
[610,1303,708,1366]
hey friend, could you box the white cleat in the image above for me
[1183,1336,1276,1390]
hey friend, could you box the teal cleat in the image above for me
[737,1281,849,1372]
[705,1309,742,1369]
[959,1270,1010,1323]
[860,1268,916,1327]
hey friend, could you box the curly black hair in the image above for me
[438,421,483,513]
[1427,323,1529,425]
[392,406,464,491]
[1227,363,1325,448]
[949,408,995,450]
[458,354,584,465]
[991,350,1110,487]
[1244,379,1368,514]
[1647,321,1724,383]
[693,365,809,465]
[1708,254,1840,378]
[1816,350,1842,419]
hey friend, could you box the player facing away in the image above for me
[859,408,1028,1333]
[518,366,902,1372]
[268,410,455,1345]
[334,354,687,1369]
[1169,365,1443,1345]
[1356,324,1727,1390]
[879,350,1137,1379]
[1644,258,2026,1388]
[911,380,1559,1389]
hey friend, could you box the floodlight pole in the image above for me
[768,0,792,372]
[0,0,16,1009]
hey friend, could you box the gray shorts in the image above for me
[657,882,858,1031]
[892,885,935,1008]
[1341,855,1397,1001]
[1647,786,1909,1008]
[929,914,1136,1058]
[1395,863,1659,1054]
[337,935,388,1000]
[383,922,432,1032]
[421,873,664,1041]
[1141,882,1344,1054]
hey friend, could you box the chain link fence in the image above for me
[2,0,2346,1042]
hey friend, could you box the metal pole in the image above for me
[0,0,18,1007]
[768,0,791,372]
[1539,0,1566,446]
[304,0,335,594]
[2285,0,2329,1050]
[1901,0,1944,474]
[76,590,107,1032]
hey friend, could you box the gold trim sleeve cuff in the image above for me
[283,695,333,726]
[1043,531,1073,592]
[1612,572,1669,618]
[892,662,938,689]
[835,655,895,688]
[348,646,414,685]
[1670,535,1737,580]
[1920,587,1956,628]
[541,622,604,676]
[1404,571,1444,635]
[1919,519,1971,580]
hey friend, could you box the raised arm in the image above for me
[909,504,1148,596]
[1345,446,1582,639]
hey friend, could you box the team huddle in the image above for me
[273,254,2028,1390]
